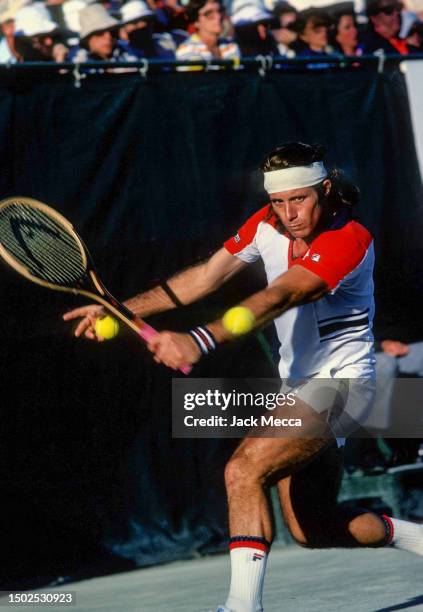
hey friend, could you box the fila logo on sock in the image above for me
[252,553,264,562]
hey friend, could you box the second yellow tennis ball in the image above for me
[222,306,255,335]
[95,315,119,340]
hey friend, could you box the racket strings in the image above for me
[0,203,86,285]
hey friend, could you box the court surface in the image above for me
[35,544,423,612]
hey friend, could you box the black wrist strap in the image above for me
[161,281,183,308]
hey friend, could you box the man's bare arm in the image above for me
[63,248,247,338]
[123,248,247,318]
[207,264,328,342]
[146,265,329,370]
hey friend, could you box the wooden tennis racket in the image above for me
[0,196,191,375]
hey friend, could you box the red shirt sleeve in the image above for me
[294,221,373,290]
[224,204,272,257]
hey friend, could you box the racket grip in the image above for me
[134,319,192,375]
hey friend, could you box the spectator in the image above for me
[60,0,89,41]
[44,0,90,47]
[176,0,240,61]
[153,0,189,36]
[270,0,297,56]
[367,338,423,433]
[44,0,80,46]
[361,0,412,54]
[406,19,423,49]
[289,8,334,57]
[231,2,279,56]
[119,0,176,58]
[330,10,362,55]
[0,0,28,62]
[399,6,420,38]
[13,2,68,61]
[69,3,139,62]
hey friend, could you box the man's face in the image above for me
[269,181,330,240]
[370,1,401,37]
[88,29,115,58]
[195,1,224,38]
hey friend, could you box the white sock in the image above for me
[383,515,423,555]
[224,538,269,612]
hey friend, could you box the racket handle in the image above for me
[133,319,192,375]
[179,364,193,375]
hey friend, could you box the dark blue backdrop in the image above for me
[0,66,422,587]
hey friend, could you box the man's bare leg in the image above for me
[224,436,330,542]
[277,441,386,548]
[221,435,334,612]
[220,434,423,612]
[278,442,423,552]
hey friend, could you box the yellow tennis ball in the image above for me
[222,306,255,335]
[95,315,119,340]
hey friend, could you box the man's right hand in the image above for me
[63,304,106,340]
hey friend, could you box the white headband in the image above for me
[263,162,327,194]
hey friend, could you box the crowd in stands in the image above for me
[0,0,422,64]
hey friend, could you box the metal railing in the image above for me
[0,52,422,86]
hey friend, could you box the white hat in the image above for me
[0,0,31,24]
[14,2,59,36]
[120,0,154,25]
[62,0,90,33]
[79,3,118,40]
[231,1,273,25]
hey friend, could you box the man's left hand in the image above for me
[147,331,202,370]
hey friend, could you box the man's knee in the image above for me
[224,451,264,492]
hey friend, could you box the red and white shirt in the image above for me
[224,205,375,378]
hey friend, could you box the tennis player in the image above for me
[64,142,423,612]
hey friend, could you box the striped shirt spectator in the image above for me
[176,31,239,60]
[176,0,240,64]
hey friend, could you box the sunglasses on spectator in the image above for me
[199,7,225,18]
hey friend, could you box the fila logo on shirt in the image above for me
[234,233,241,243]
[311,253,321,262]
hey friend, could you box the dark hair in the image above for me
[365,0,402,17]
[328,10,357,48]
[366,0,382,16]
[292,8,332,34]
[332,9,356,30]
[260,142,360,215]
[186,0,222,23]
[273,1,297,19]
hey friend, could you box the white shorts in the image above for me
[281,371,376,444]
